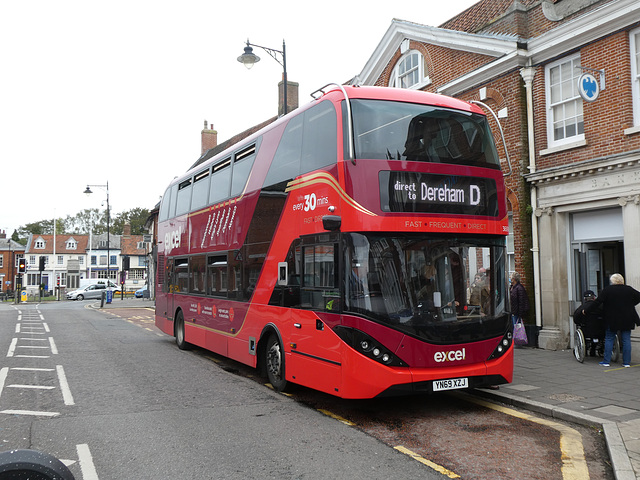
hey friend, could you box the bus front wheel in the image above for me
[265,333,287,392]
[175,311,192,350]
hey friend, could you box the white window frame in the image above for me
[545,54,585,148]
[0,255,3,268]
[631,27,640,128]
[35,239,45,249]
[389,50,430,90]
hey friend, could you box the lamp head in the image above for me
[237,41,260,69]
[83,186,93,196]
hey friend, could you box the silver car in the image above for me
[66,284,121,301]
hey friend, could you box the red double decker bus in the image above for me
[155,85,512,399]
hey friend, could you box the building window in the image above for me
[91,255,97,265]
[78,256,84,265]
[129,269,146,280]
[66,240,77,250]
[0,255,3,268]
[57,255,64,265]
[110,255,117,266]
[631,27,640,127]
[35,239,45,249]
[100,255,107,266]
[29,255,36,265]
[389,50,428,89]
[545,54,584,147]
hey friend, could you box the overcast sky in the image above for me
[1,0,479,236]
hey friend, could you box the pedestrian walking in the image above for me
[584,273,640,367]
[509,272,529,326]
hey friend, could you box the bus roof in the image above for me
[171,85,486,188]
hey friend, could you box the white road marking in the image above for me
[6,338,17,357]
[56,365,75,406]
[77,443,99,480]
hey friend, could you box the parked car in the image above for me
[66,283,121,301]
[135,286,148,298]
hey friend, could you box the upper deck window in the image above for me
[347,99,500,169]
[191,169,211,210]
[264,101,337,187]
[230,145,257,197]
[175,178,192,216]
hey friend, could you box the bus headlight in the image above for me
[488,329,513,360]
[334,326,406,367]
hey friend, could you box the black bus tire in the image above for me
[175,310,192,350]
[265,333,287,392]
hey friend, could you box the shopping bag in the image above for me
[513,317,528,346]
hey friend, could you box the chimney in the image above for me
[201,120,218,155]
[0,230,5,239]
[278,76,299,117]
[123,224,131,237]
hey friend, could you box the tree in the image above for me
[64,209,105,235]
[111,208,150,235]
[16,207,150,240]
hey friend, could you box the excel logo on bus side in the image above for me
[164,226,182,253]
[434,348,466,363]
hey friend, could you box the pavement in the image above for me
[474,346,640,480]
[10,297,640,478]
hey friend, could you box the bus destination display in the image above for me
[379,171,499,216]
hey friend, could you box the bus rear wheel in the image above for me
[175,311,192,350]
[265,333,287,392]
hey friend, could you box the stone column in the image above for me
[537,206,569,350]
[619,195,640,363]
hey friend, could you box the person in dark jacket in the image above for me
[509,272,529,327]
[584,273,640,367]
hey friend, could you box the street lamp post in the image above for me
[237,39,288,116]
[83,182,110,301]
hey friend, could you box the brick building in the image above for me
[0,230,26,296]
[355,0,640,355]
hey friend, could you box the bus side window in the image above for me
[159,187,172,222]
[231,144,257,198]
[175,178,192,217]
[168,184,178,219]
[210,157,232,205]
[269,241,301,307]
[207,255,227,297]
[174,258,189,293]
[191,169,211,211]
[189,255,206,294]
[263,115,303,187]
[300,101,337,174]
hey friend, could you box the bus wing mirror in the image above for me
[322,215,341,231]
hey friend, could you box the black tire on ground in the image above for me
[174,310,192,350]
[265,333,288,392]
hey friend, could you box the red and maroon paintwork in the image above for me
[156,86,512,399]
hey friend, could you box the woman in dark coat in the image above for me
[510,272,529,326]
[585,273,640,367]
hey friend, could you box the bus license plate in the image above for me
[433,378,468,392]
